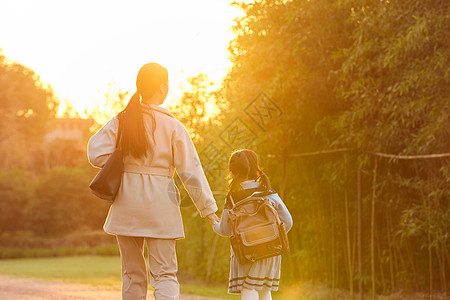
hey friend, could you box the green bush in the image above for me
[26,167,110,236]
[0,169,35,232]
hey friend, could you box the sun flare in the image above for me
[0,0,243,118]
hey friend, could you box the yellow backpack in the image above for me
[228,190,289,264]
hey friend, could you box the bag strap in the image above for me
[226,185,276,209]
[232,189,276,208]
[115,116,123,149]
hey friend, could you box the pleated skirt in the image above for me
[228,248,281,294]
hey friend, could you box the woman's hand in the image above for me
[206,213,220,225]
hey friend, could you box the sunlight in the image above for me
[0,0,243,117]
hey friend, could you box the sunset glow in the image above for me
[0,0,243,116]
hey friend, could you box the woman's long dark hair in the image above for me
[227,149,271,193]
[118,63,168,158]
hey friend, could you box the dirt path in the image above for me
[0,275,226,300]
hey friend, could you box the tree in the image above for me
[332,1,450,294]
[168,73,225,145]
[84,82,128,133]
[219,0,449,296]
[0,51,59,170]
[167,74,231,284]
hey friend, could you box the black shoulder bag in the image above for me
[89,122,123,202]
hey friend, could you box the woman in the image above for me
[88,63,219,300]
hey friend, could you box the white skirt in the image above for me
[228,247,281,294]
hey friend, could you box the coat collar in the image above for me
[141,103,176,119]
[240,180,260,190]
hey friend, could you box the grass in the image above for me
[0,256,239,299]
[0,256,314,299]
[181,284,239,299]
[0,256,122,286]
[0,256,442,300]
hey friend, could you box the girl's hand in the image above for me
[206,213,220,225]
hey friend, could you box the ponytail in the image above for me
[243,149,271,190]
[118,63,168,159]
[256,166,271,190]
[119,92,148,158]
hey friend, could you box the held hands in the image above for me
[206,213,222,235]
[206,213,220,225]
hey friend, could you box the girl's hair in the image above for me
[118,63,168,158]
[228,149,271,192]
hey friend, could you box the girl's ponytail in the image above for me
[241,149,271,190]
[256,166,271,190]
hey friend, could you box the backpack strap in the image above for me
[232,188,276,208]
[224,191,233,209]
[225,186,276,209]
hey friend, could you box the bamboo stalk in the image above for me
[434,246,445,296]
[414,162,433,299]
[371,158,378,299]
[206,234,220,284]
[353,187,358,295]
[428,204,433,300]
[386,208,395,293]
[267,150,450,159]
[279,151,288,199]
[368,151,450,159]
[357,167,363,300]
[441,243,447,297]
[443,241,450,296]
[345,191,354,299]
[375,225,386,293]
[330,186,336,299]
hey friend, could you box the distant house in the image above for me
[45,118,93,150]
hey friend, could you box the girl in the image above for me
[88,62,219,300]
[212,149,293,300]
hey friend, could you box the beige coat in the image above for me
[87,103,218,239]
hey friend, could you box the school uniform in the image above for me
[213,180,293,294]
[88,103,218,300]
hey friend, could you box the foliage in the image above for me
[168,73,225,144]
[0,169,35,232]
[26,167,109,236]
[0,51,58,137]
[212,0,450,296]
[333,0,450,154]
[0,166,109,239]
[32,139,91,173]
[0,51,59,170]
[0,1,448,298]
[84,82,128,134]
